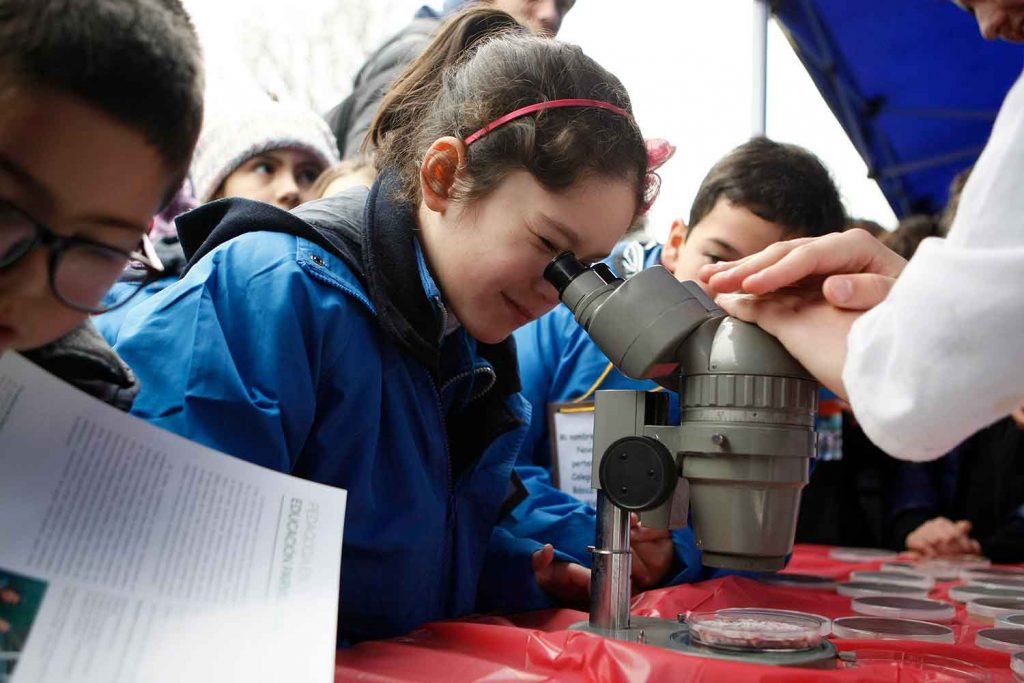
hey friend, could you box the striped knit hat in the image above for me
[189,100,340,203]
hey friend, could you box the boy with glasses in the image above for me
[0,0,204,408]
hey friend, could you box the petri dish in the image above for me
[916,558,986,581]
[757,573,837,590]
[837,580,929,599]
[967,597,1024,622]
[962,566,1024,582]
[829,547,899,563]
[851,569,935,590]
[997,613,1024,629]
[845,650,991,682]
[718,608,832,637]
[833,616,955,643]
[1013,651,1024,682]
[969,576,1024,591]
[950,584,1024,603]
[687,609,823,652]
[975,627,1024,653]
[851,596,956,623]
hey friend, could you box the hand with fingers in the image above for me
[532,544,591,609]
[699,228,906,311]
[905,517,982,558]
[629,513,675,591]
[714,287,861,399]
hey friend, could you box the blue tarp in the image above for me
[774,0,1023,218]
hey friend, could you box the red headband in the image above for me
[463,98,634,147]
[462,98,673,214]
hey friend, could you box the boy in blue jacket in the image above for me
[509,137,848,588]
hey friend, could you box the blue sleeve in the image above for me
[113,235,344,472]
[505,465,599,566]
[512,316,559,470]
[476,527,564,613]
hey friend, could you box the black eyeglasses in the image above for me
[0,200,164,313]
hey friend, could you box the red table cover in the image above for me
[335,545,1020,682]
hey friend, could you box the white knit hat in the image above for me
[189,100,341,202]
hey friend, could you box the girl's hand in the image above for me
[532,544,591,609]
[629,513,674,590]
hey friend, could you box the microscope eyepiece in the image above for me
[544,251,587,295]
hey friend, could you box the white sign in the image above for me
[551,407,597,508]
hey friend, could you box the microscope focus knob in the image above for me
[599,437,677,512]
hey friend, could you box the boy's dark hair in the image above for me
[689,137,847,238]
[0,0,204,195]
[369,7,647,214]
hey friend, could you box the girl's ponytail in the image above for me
[367,7,523,158]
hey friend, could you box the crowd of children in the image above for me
[1,0,1022,649]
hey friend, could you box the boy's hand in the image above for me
[532,544,590,609]
[906,517,981,557]
[699,229,907,302]
[630,513,674,590]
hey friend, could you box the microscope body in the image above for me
[545,254,818,636]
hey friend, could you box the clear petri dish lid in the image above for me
[950,583,1024,603]
[844,650,992,682]
[969,576,1024,590]
[967,597,1024,620]
[882,560,917,571]
[998,613,1024,629]
[837,580,930,599]
[961,566,1024,582]
[975,627,1024,653]
[851,596,957,623]
[686,609,823,652]
[832,616,955,643]
[1014,651,1024,682]
[916,558,987,581]
[757,573,837,590]
[829,547,899,563]
[718,607,832,636]
[851,569,935,589]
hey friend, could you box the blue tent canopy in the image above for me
[774,0,1023,218]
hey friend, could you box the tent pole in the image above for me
[752,0,769,136]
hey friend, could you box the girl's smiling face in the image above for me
[419,168,637,344]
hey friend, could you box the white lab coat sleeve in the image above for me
[843,68,1024,462]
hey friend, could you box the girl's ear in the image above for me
[419,136,467,213]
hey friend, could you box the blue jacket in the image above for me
[112,176,553,644]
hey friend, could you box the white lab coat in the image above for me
[844,67,1024,462]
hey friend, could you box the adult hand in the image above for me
[532,544,591,609]
[716,289,861,399]
[699,229,907,304]
[906,517,981,557]
[629,513,674,590]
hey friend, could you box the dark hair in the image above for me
[369,7,647,213]
[0,0,204,192]
[688,137,847,238]
[882,214,942,260]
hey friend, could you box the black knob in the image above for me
[599,437,677,512]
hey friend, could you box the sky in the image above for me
[182,0,898,242]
